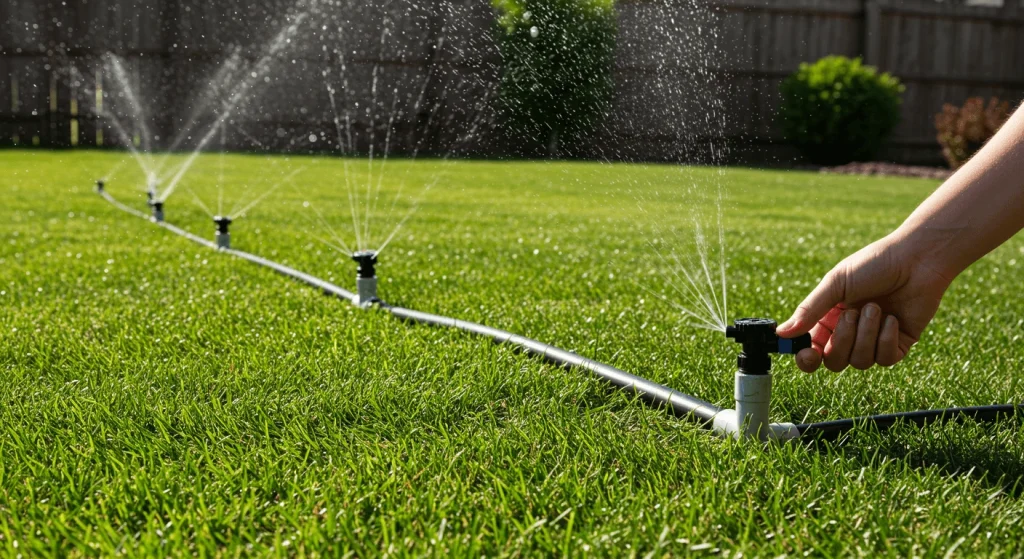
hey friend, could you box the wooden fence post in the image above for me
[863,0,882,66]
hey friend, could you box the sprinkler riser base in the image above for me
[151,207,164,222]
[216,232,230,249]
[711,372,799,441]
[355,276,378,307]
[735,371,771,439]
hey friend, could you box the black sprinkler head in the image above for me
[96,180,105,193]
[149,199,164,222]
[726,318,812,375]
[213,216,232,234]
[351,250,378,279]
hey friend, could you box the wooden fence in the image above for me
[710,0,1024,163]
[1,0,1022,164]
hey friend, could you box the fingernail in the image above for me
[885,315,897,328]
[844,310,859,324]
[864,304,879,319]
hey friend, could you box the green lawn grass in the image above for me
[1,149,1022,556]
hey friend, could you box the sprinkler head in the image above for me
[96,180,105,193]
[351,250,379,306]
[726,318,811,375]
[352,250,378,279]
[213,216,232,249]
[146,190,154,202]
[149,199,164,222]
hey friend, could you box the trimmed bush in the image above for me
[780,56,904,165]
[935,97,1010,169]
[493,0,617,158]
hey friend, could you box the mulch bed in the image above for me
[819,162,952,180]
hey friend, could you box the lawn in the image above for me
[1,149,1022,556]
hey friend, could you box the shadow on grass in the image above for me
[805,416,1024,498]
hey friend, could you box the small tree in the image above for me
[493,0,617,158]
[780,56,904,165]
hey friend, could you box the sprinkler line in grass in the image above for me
[95,186,1024,442]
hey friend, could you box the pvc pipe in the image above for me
[224,248,357,303]
[385,305,722,423]
[798,404,1024,441]
[355,277,378,307]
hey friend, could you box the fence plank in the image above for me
[1,0,1022,164]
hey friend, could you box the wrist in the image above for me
[888,220,965,283]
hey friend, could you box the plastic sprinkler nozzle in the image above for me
[96,180,105,193]
[149,199,164,222]
[213,216,232,249]
[719,318,812,440]
[351,250,379,307]
[725,318,811,375]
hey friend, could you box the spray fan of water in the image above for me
[298,0,497,258]
[69,0,497,259]
[67,0,315,213]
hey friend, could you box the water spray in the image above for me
[213,216,233,249]
[149,199,165,222]
[351,250,379,307]
[712,318,811,441]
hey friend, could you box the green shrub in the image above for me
[780,56,904,165]
[493,0,617,158]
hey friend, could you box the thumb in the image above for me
[777,269,846,337]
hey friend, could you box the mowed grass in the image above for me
[1,149,1022,556]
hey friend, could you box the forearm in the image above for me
[894,104,1024,278]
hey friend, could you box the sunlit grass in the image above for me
[1,149,1022,556]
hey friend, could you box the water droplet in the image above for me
[529,26,539,38]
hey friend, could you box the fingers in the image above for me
[777,269,847,337]
[875,315,901,366]
[790,308,839,373]
[791,304,912,373]
[849,303,882,370]
[795,347,821,373]
[823,309,859,372]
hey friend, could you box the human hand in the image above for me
[775,234,953,372]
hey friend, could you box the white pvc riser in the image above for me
[355,276,378,307]
[712,372,799,441]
